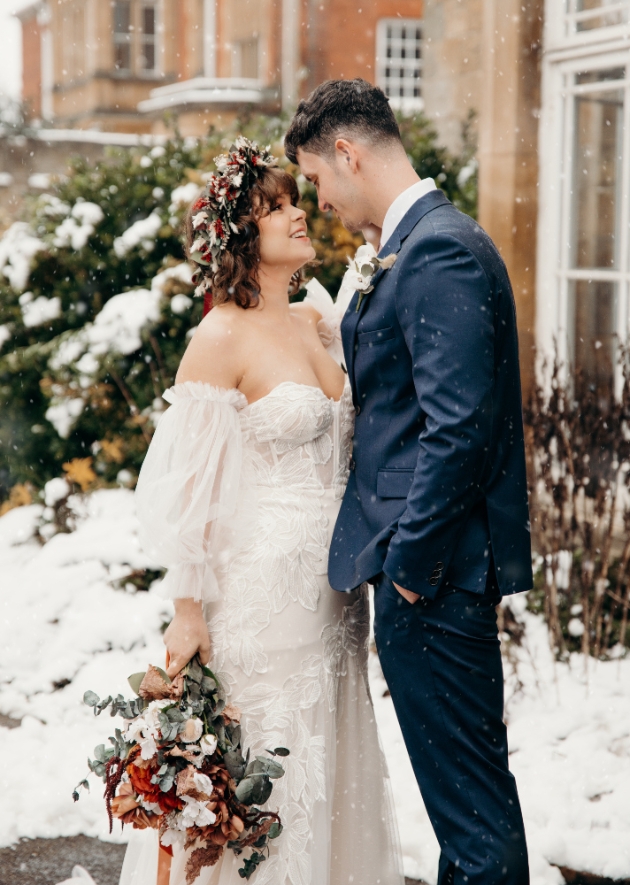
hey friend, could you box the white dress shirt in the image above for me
[380,178,437,251]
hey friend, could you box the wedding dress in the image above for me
[119,289,404,885]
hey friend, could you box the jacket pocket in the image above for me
[357,325,396,346]
[377,467,415,498]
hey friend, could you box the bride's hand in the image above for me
[164,598,212,678]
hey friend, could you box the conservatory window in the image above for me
[376,19,423,110]
[565,0,630,34]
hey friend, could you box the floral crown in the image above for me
[189,136,278,297]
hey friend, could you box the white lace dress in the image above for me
[119,305,403,885]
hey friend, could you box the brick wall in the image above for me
[301,0,423,97]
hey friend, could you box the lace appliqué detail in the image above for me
[207,381,354,677]
[333,381,354,500]
[219,590,368,885]
[322,586,370,713]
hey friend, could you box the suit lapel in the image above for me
[342,189,451,400]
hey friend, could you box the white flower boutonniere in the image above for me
[347,244,398,312]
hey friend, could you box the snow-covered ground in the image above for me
[1,491,629,884]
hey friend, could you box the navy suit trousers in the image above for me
[373,574,529,885]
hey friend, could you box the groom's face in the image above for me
[296,148,370,234]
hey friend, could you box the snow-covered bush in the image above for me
[0,135,210,499]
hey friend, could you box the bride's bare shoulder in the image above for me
[176,303,246,388]
[290,300,322,328]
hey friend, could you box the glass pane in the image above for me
[571,78,623,269]
[577,67,625,84]
[114,1,131,34]
[141,43,155,70]
[115,43,131,70]
[143,6,155,35]
[568,280,617,386]
[577,2,630,31]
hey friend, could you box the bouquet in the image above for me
[73,656,288,882]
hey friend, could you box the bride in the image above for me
[120,139,403,885]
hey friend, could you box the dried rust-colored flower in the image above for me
[185,843,224,884]
[138,665,184,700]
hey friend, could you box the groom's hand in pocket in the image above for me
[164,598,212,677]
[393,582,421,605]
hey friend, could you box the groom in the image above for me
[286,80,532,884]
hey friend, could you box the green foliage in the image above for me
[0,112,478,505]
[398,108,478,219]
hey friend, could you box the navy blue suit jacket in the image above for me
[328,190,533,598]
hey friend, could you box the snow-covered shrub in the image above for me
[0,135,210,499]
[525,347,630,658]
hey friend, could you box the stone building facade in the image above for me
[17,0,423,134]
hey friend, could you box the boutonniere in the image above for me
[345,244,398,312]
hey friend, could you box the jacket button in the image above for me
[356,405,361,416]
[436,562,444,569]
[429,577,439,586]
[349,458,356,471]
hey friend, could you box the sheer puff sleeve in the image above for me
[134,381,248,603]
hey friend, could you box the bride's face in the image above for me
[257,193,316,274]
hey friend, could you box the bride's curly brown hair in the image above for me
[184,166,306,309]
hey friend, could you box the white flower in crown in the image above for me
[348,243,398,312]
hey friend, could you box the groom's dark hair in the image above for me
[284,79,402,164]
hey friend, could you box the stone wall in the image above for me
[422,0,484,153]
[423,0,542,393]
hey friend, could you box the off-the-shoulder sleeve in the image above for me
[134,381,248,603]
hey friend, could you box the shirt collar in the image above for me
[380,178,438,251]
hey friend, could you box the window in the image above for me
[376,18,422,111]
[112,0,159,75]
[232,37,260,79]
[538,0,630,390]
[113,1,131,72]
[566,0,630,34]
[567,67,626,385]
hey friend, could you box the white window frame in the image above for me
[565,0,630,38]
[537,1,630,388]
[112,0,161,77]
[375,18,423,113]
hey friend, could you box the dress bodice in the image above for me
[239,379,354,498]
